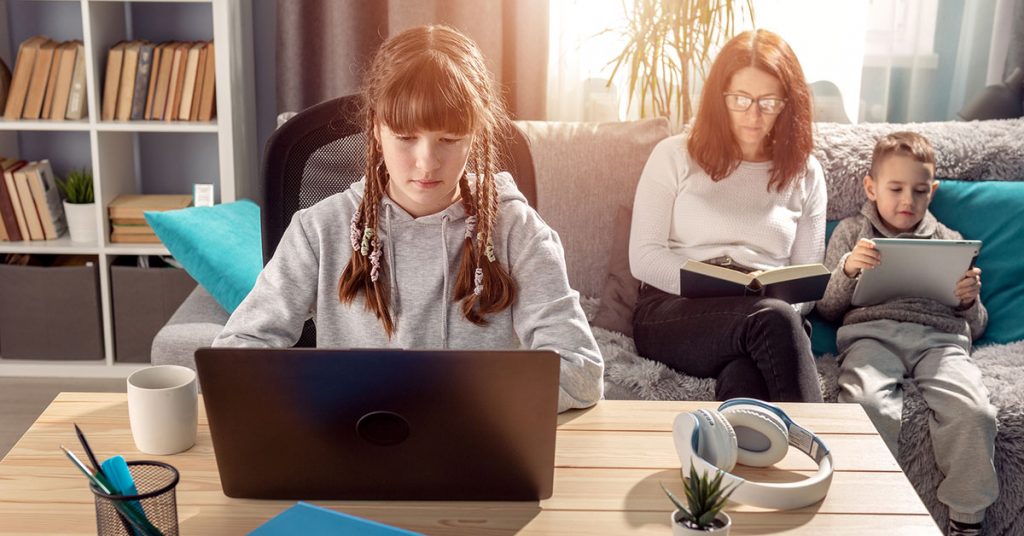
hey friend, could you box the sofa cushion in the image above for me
[146,200,263,314]
[591,205,640,336]
[929,180,1024,345]
[517,118,672,298]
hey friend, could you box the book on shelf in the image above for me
[0,159,19,241]
[679,259,830,304]
[197,42,217,121]
[0,57,10,114]
[1,160,29,240]
[48,41,79,121]
[189,42,209,121]
[143,43,165,120]
[108,194,193,220]
[130,42,155,120]
[12,164,45,240]
[0,160,9,240]
[101,41,127,121]
[110,231,162,244]
[110,221,154,235]
[3,36,48,120]
[176,42,202,120]
[149,42,175,120]
[115,41,142,121]
[167,42,191,122]
[25,160,67,240]
[22,39,58,120]
[65,41,87,120]
[40,41,64,119]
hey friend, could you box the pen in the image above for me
[60,446,163,536]
[73,424,107,479]
[72,426,137,536]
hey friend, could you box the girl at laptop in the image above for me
[214,25,603,412]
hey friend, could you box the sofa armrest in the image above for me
[150,285,229,370]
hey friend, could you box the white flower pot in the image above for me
[63,201,97,243]
[672,510,731,535]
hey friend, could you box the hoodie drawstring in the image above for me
[440,215,451,348]
[385,204,398,316]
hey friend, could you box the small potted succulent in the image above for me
[662,462,737,535]
[57,168,96,243]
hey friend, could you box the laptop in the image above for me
[194,348,560,501]
[851,238,981,307]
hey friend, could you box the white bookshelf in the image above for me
[0,0,256,376]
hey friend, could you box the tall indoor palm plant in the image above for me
[606,0,754,125]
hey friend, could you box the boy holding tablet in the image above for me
[816,132,996,536]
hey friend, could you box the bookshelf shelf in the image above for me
[0,119,92,131]
[0,0,255,374]
[95,120,218,132]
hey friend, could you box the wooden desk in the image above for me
[0,393,940,535]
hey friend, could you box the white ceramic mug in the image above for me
[127,365,198,455]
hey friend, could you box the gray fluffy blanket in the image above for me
[582,297,1024,536]
[812,119,1024,220]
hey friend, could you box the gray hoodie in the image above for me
[214,173,604,412]
[816,201,987,340]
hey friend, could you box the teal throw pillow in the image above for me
[809,220,840,356]
[145,200,262,313]
[929,180,1024,345]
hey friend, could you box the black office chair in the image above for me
[259,94,536,346]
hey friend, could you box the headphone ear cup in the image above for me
[693,409,738,472]
[721,407,789,467]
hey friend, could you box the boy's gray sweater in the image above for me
[214,173,604,412]
[816,201,987,340]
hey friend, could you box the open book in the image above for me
[679,260,830,304]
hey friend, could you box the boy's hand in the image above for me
[955,267,982,308]
[842,238,881,278]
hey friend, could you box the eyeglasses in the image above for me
[723,93,787,115]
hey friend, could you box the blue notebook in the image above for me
[248,502,423,535]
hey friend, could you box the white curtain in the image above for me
[545,0,1016,124]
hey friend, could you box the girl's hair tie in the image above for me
[473,267,484,296]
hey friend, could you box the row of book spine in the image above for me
[102,40,217,122]
[0,158,68,242]
[2,37,88,121]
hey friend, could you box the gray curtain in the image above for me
[275,0,548,119]
[1006,0,1024,77]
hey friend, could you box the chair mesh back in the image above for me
[289,133,366,216]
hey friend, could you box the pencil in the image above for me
[73,424,107,479]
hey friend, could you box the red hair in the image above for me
[688,29,813,192]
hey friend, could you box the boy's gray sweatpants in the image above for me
[836,319,998,524]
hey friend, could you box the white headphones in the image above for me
[672,398,833,510]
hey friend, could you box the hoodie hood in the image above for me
[337,171,530,348]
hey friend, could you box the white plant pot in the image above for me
[671,510,731,535]
[63,201,97,243]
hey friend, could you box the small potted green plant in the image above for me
[57,168,96,243]
[662,462,737,535]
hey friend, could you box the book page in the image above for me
[681,260,754,286]
[754,263,829,285]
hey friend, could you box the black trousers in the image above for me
[632,284,823,402]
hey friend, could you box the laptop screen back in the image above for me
[194,348,560,500]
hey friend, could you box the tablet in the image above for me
[850,238,981,307]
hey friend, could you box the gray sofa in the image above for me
[152,117,1024,535]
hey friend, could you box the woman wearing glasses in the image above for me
[629,29,825,402]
